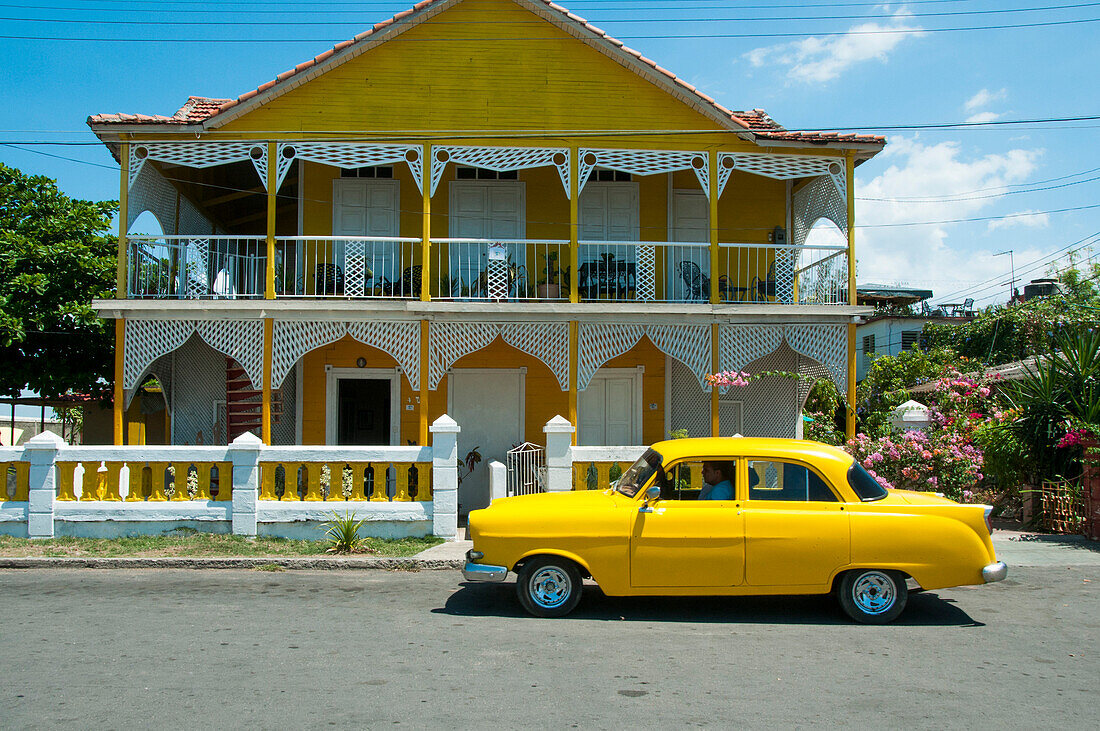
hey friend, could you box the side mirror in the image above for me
[639,485,661,513]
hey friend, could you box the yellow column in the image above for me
[569,147,580,303]
[421,143,432,302]
[419,320,429,446]
[117,141,129,298]
[170,462,191,501]
[113,319,125,445]
[846,151,858,440]
[262,317,273,445]
[711,323,720,437]
[265,141,276,299]
[125,463,145,502]
[709,150,720,304]
[568,321,578,444]
[148,462,169,501]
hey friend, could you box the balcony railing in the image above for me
[127,235,266,299]
[274,236,423,298]
[124,236,850,305]
[432,239,570,300]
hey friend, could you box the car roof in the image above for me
[648,437,854,469]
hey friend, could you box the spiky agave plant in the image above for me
[323,510,366,554]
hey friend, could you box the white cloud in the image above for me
[966,111,1001,124]
[807,136,1052,303]
[987,210,1050,232]
[744,10,924,83]
[965,88,1007,112]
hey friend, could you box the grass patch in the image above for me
[0,532,443,558]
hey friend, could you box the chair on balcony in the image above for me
[399,265,422,297]
[718,274,752,302]
[752,262,777,302]
[315,263,344,296]
[678,261,710,302]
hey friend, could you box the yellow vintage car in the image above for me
[463,437,1007,623]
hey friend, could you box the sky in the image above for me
[1,0,1099,316]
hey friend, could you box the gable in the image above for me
[219,0,729,135]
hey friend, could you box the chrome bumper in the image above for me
[462,551,508,582]
[982,561,1008,583]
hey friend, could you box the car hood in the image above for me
[480,489,620,513]
[884,489,958,506]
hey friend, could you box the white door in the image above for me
[332,179,400,292]
[669,189,710,300]
[578,371,640,445]
[449,182,525,295]
[448,369,524,514]
[579,183,639,296]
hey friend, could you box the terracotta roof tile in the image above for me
[86,0,885,148]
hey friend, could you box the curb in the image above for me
[0,557,464,571]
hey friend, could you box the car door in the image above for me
[629,459,744,588]
[742,457,850,587]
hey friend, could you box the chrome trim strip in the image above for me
[982,561,1008,583]
[462,562,508,582]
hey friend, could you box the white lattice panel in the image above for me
[271,321,349,390]
[647,325,712,389]
[636,245,655,301]
[740,344,798,438]
[717,153,846,200]
[578,149,710,197]
[345,241,367,297]
[786,324,848,393]
[719,325,784,394]
[123,320,195,390]
[127,164,219,236]
[129,143,267,190]
[577,324,645,391]
[196,320,265,391]
[792,174,848,249]
[347,321,422,392]
[501,323,570,391]
[670,357,712,438]
[775,248,796,305]
[276,143,423,193]
[431,146,569,197]
[428,323,500,389]
[170,336,230,445]
[184,239,210,298]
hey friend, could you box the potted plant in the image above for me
[537,251,561,299]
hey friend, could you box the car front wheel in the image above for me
[838,569,908,624]
[516,556,583,618]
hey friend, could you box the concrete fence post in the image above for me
[24,430,64,539]
[430,414,460,540]
[543,415,575,493]
[488,460,507,503]
[228,432,262,536]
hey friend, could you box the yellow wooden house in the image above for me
[89,0,883,513]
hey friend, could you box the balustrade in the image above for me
[259,460,432,502]
[1,461,30,501]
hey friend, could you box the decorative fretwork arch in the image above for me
[271,320,422,390]
[127,164,219,236]
[128,142,268,191]
[577,149,710,197]
[716,152,846,200]
[720,323,847,394]
[430,146,570,197]
[791,174,848,250]
[427,322,570,391]
[275,143,424,193]
[123,319,265,393]
[577,323,712,391]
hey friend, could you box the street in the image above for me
[1,556,1098,728]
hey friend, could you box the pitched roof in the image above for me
[87,0,885,147]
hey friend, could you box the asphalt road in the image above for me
[1,559,1097,729]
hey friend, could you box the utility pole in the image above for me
[994,250,1016,303]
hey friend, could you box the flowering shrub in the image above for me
[846,427,984,501]
[705,370,753,388]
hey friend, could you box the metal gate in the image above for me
[507,442,545,496]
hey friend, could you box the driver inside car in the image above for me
[699,460,734,500]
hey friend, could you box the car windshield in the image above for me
[614,448,664,498]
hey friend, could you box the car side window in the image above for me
[747,459,837,502]
[659,460,736,501]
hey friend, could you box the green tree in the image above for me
[0,164,117,398]
[856,346,960,436]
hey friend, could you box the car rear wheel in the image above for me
[516,556,583,618]
[838,569,908,624]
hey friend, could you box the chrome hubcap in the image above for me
[852,571,896,615]
[529,566,571,609]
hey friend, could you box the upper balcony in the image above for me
[117,141,855,307]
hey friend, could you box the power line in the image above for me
[3,16,1099,41]
[859,166,1100,202]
